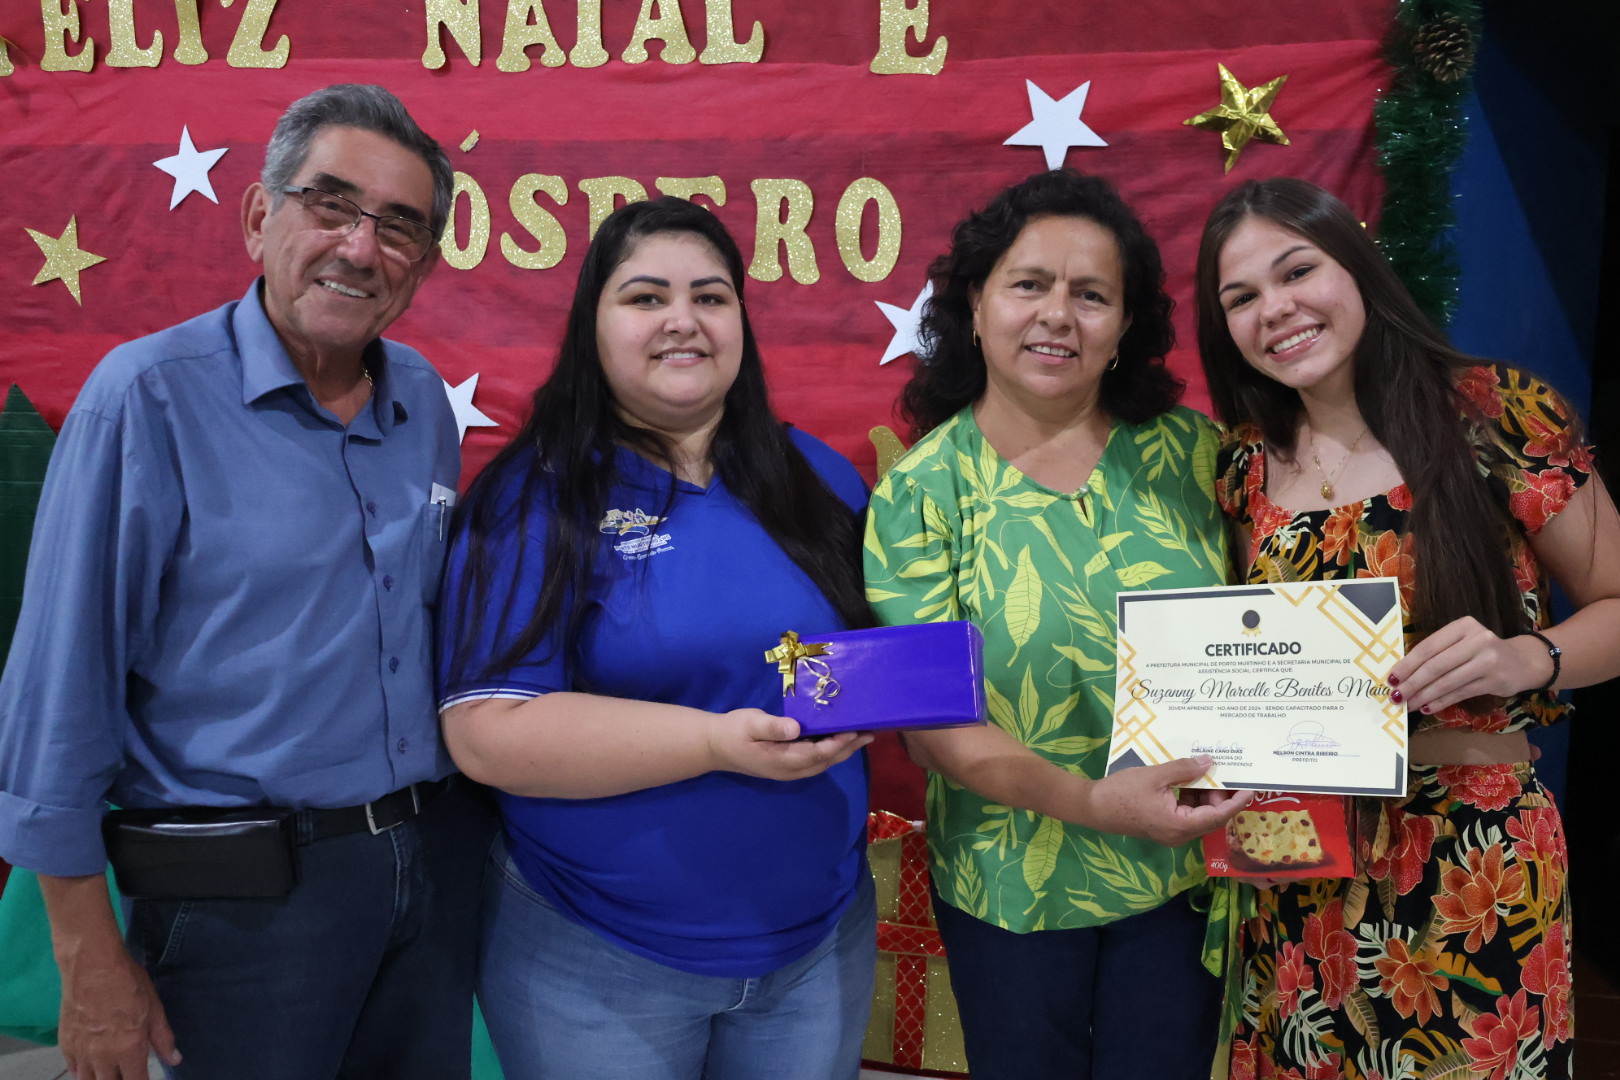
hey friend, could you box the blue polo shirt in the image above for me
[0,281,460,877]
[438,430,868,977]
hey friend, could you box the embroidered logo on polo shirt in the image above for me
[599,508,673,560]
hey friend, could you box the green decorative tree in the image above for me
[0,382,58,1039]
[0,384,57,665]
[1376,0,1483,324]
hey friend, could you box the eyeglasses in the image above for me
[279,186,437,263]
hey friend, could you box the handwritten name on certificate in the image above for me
[1106,579,1407,797]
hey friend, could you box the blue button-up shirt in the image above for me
[0,281,459,876]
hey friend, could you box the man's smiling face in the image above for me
[243,125,438,368]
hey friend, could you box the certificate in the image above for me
[1106,579,1407,797]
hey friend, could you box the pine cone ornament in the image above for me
[1412,16,1477,83]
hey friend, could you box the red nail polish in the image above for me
[1420,705,1432,715]
[1387,675,1400,687]
[1390,689,1402,703]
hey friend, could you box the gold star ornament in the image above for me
[1183,63,1290,172]
[26,216,107,305]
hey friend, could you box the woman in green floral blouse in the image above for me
[864,170,1247,1079]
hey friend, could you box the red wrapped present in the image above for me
[862,812,968,1076]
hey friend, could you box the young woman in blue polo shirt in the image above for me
[435,197,877,1080]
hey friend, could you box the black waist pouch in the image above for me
[103,807,298,900]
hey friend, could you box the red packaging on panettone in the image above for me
[1203,792,1356,879]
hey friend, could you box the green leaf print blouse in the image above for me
[863,404,1229,931]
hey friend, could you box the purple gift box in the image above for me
[765,622,987,737]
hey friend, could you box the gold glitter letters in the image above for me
[436,173,904,285]
[443,171,492,270]
[748,179,819,284]
[41,0,95,73]
[225,0,289,68]
[580,176,651,237]
[699,0,763,64]
[28,0,778,74]
[171,0,209,65]
[655,176,728,207]
[835,178,901,282]
[570,0,609,67]
[106,0,161,67]
[497,0,566,71]
[623,0,696,65]
[0,36,11,77]
[869,0,945,76]
[502,173,569,270]
[423,0,482,68]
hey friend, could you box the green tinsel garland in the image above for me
[1375,0,1482,325]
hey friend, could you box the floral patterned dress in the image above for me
[1215,366,1590,1080]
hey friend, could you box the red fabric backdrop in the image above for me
[0,0,1391,816]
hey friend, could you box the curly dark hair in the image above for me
[899,169,1182,439]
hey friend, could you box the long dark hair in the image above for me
[450,197,871,684]
[1193,177,1527,642]
[900,169,1182,440]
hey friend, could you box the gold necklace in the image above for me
[1308,424,1369,501]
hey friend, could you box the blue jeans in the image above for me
[123,779,497,1080]
[478,839,876,1080]
[932,887,1220,1080]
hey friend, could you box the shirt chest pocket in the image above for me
[418,496,451,605]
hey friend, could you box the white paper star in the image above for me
[1003,80,1107,169]
[874,282,933,365]
[153,126,229,210]
[443,374,498,444]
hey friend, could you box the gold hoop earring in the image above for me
[1107,355,1120,371]
[972,330,980,348]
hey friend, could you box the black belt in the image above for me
[302,777,451,843]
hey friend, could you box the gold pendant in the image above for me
[1321,480,1334,500]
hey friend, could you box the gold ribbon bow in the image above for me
[764,631,835,699]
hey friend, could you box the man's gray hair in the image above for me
[262,84,454,240]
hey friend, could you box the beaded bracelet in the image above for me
[1526,630,1562,692]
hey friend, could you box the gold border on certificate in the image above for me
[1106,578,1407,797]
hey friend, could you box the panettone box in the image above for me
[1204,791,1356,879]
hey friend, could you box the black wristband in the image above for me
[1526,630,1562,692]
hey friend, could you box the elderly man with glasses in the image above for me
[0,84,495,1080]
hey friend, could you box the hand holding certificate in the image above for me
[1106,579,1407,798]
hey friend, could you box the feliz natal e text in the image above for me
[17,0,948,76]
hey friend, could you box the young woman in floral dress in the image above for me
[1195,177,1620,1080]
